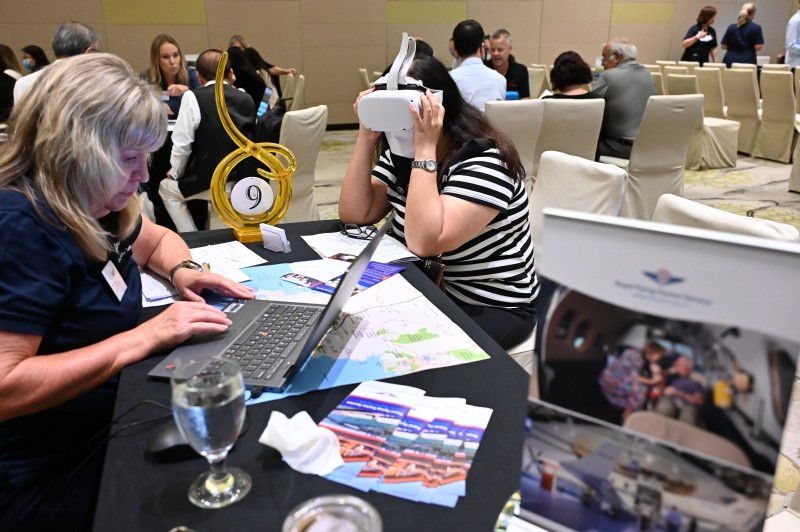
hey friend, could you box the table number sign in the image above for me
[210,52,296,242]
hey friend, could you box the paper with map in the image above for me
[239,264,490,405]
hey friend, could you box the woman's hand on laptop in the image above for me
[138,301,234,353]
[171,269,255,303]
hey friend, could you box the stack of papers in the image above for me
[301,232,418,264]
[319,381,493,508]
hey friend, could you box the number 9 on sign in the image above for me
[230,177,274,216]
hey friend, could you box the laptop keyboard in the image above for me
[222,303,323,383]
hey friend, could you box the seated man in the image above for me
[590,38,656,160]
[654,356,705,426]
[449,19,506,112]
[160,48,256,232]
[484,29,530,99]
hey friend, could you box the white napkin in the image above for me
[259,411,344,475]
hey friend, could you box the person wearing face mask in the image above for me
[0,53,254,530]
[339,54,538,350]
[141,34,201,118]
[20,44,49,74]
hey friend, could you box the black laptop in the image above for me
[148,223,390,392]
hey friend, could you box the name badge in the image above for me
[102,260,128,302]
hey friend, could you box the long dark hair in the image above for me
[379,55,524,180]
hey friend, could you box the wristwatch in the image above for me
[411,159,437,172]
[168,260,205,286]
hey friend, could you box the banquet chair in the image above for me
[695,67,726,118]
[358,68,371,91]
[762,64,792,72]
[485,99,545,198]
[663,65,689,79]
[756,56,770,66]
[703,62,727,71]
[790,137,800,193]
[731,62,758,71]
[667,77,739,169]
[530,150,627,268]
[274,105,328,223]
[666,73,698,95]
[796,69,800,113]
[650,72,665,95]
[677,60,699,75]
[287,74,305,111]
[752,71,796,163]
[600,94,703,220]
[531,99,605,179]
[527,67,549,98]
[656,59,676,76]
[282,73,297,108]
[643,64,661,74]
[723,68,760,154]
[652,193,800,241]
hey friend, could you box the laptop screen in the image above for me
[517,209,800,531]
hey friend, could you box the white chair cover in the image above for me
[663,65,689,79]
[791,124,800,192]
[723,68,760,154]
[276,105,328,223]
[530,150,627,267]
[703,62,727,71]
[288,74,305,111]
[531,98,605,178]
[527,67,548,98]
[652,193,800,241]
[643,64,661,74]
[650,71,665,95]
[677,60,699,74]
[655,59,676,76]
[484,99,545,198]
[762,64,792,71]
[694,67,726,119]
[752,71,796,163]
[282,73,297,106]
[666,73,698,95]
[603,95,703,220]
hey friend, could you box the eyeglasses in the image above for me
[340,223,377,240]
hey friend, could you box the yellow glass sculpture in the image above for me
[210,52,296,242]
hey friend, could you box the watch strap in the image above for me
[168,260,205,286]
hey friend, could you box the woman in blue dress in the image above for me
[681,6,719,66]
[721,3,764,67]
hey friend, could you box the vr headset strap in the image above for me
[386,32,416,91]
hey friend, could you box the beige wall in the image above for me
[0,0,796,124]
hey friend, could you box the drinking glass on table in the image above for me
[170,357,251,509]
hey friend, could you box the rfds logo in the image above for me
[643,269,684,287]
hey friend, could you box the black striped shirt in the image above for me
[372,146,538,307]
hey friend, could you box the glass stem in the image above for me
[209,456,228,480]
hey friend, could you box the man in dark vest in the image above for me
[160,48,256,231]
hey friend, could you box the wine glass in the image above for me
[170,357,251,509]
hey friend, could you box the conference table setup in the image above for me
[92,220,529,532]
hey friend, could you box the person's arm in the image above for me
[682,26,704,49]
[402,91,500,258]
[338,88,392,225]
[132,217,255,302]
[711,47,718,63]
[167,90,200,179]
[267,65,298,76]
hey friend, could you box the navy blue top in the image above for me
[141,68,201,117]
[0,190,142,488]
[681,23,718,65]
[721,20,764,67]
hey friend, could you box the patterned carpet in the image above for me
[315,129,800,229]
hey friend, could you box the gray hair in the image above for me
[608,38,638,61]
[52,21,99,57]
[491,28,512,45]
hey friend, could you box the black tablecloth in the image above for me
[92,220,528,532]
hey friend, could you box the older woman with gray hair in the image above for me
[0,53,253,529]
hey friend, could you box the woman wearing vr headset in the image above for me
[339,55,537,350]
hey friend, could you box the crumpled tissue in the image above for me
[259,411,344,475]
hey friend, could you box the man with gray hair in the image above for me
[591,38,656,160]
[485,29,530,98]
[13,21,99,102]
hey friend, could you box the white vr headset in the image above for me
[357,33,442,157]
